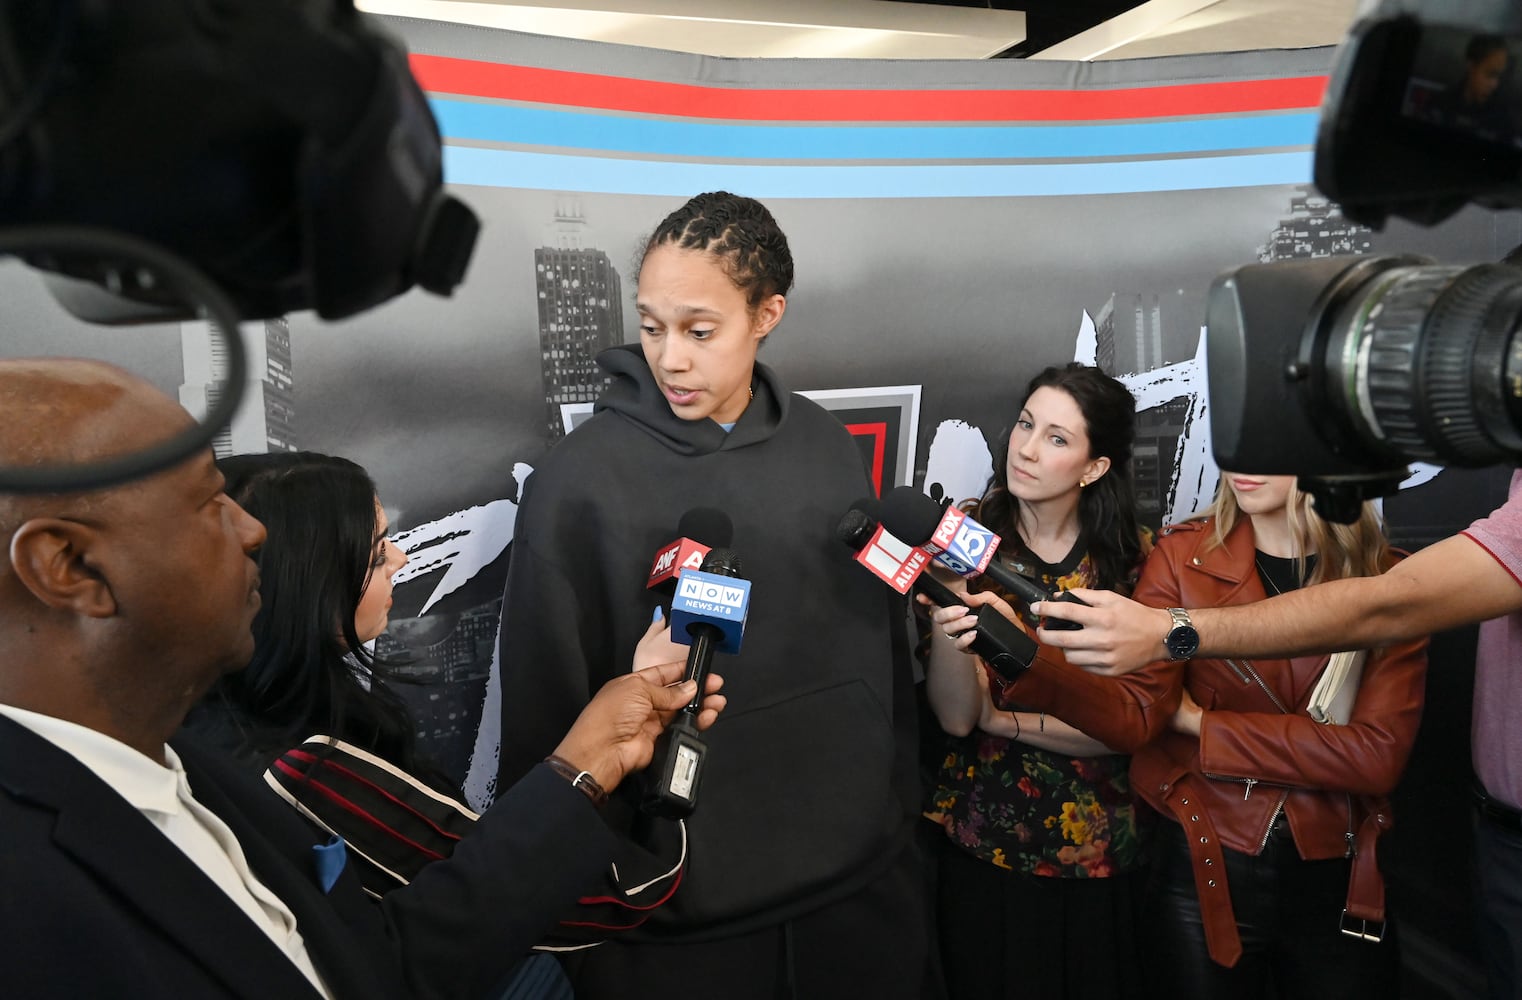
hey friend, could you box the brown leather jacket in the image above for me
[996,516,1428,967]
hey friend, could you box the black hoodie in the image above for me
[495,344,918,941]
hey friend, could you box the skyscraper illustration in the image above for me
[1092,291,1189,522]
[376,603,500,782]
[178,317,297,457]
[1132,397,1190,521]
[1134,293,1163,373]
[1092,294,1118,375]
[1258,185,1374,261]
[1095,292,1168,376]
[535,198,624,441]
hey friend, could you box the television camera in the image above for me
[0,1,478,491]
[1208,0,1522,521]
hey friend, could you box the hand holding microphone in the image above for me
[643,542,751,819]
[552,659,728,801]
[877,485,1087,631]
[835,500,1036,682]
[922,589,1023,648]
[638,506,733,675]
[632,608,684,673]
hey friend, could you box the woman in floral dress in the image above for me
[922,363,1151,1000]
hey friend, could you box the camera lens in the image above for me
[1321,261,1522,466]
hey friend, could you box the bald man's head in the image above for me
[0,359,266,752]
[0,359,194,539]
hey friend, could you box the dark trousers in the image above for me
[561,839,928,1000]
[1476,812,1522,1000]
[935,840,1147,1000]
[1143,817,1400,1000]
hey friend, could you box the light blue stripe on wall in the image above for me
[443,146,1315,197]
[431,101,1317,161]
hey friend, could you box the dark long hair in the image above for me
[973,363,1144,592]
[207,451,422,772]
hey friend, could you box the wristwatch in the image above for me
[1164,607,1199,660]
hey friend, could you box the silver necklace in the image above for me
[1254,554,1300,596]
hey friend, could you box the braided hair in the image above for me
[642,191,794,310]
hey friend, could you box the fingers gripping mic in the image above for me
[835,500,1036,681]
[644,546,750,820]
[878,486,1086,630]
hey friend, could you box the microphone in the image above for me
[647,507,732,595]
[835,501,1036,682]
[836,504,932,596]
[668,547,749,658]
[878,486,1085,630]
[644,546,751,819]
[669,546,748,689]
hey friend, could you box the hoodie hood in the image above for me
[593,343,790,457]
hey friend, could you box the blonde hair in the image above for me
[1203,478,1392,584]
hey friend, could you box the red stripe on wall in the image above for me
[845,422,888,496]
[410,55,1327,122]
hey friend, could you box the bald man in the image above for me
[0,359,725,999]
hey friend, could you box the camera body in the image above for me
[1315,0,1522,228]
[1207,0,1522,517]
[0,1,478,322]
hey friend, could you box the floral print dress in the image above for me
[924,537,1150,878]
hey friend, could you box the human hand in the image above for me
[632,608,684,672]
[911,567,967,618]
[919,589,1022,654]
[1032,588,1173,674]
[552,660,727,794]
[1171,689,1202,737]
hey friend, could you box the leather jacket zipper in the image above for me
[1202,771,1289,846]
[1258,792,1288,851]
[1206,658,1290,838]
[1226,659,1290,714]
[1345,792,1356,858]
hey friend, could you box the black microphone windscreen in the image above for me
[679,507,733,548]
[879,486,945,546]
[699,546,742,577]
[835,508,876,551]
[851,495,882,520]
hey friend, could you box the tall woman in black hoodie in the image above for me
[494,192,928,999]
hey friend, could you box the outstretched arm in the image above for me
[925,589,1179,751]
[384,660,726,1000]
[1031,532,1522,674]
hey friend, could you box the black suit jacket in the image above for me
[0,716,613,999]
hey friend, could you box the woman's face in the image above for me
[1005,385,1109,504]
[637,244,785,425]
[355,498,407,644]
[1222,473,1296,518]
[1467,47,1509,104]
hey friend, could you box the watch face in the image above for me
[1166,625,1200,660]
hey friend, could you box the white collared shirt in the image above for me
[0,703,334,999]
